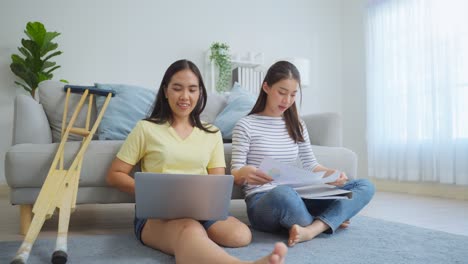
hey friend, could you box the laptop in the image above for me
[134,172,234,220]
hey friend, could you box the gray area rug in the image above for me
[1,216,467,264]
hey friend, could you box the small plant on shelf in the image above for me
[209,42,232,92]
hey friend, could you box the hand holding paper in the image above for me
[321,170,342,184]
[325,171,348,186]
[258,157,352,200]
[258,157,341,185]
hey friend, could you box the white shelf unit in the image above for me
[205,51,264,94]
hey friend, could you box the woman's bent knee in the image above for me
[207,217,252,247]
[227,223,252,247]
[359,179,376,199]
[351,179,375,205]
[268,185,300,205]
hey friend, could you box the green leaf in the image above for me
[21,39,40,58]
[18,47,32,60]
[43,51,61,63]
[10,62,28,80]
[11,63,37,89]
[38,72,51,83]
[25,22,46,46]
[11,54,26,65]
[41,32,60,56]
[45,65,60,75]
[29,57,43,73]
[41,43,58,57]
[43,31,60,46]
[42,61,56,70]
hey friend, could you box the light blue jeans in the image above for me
[245,179,375,234]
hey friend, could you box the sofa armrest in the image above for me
[311,145,358,179]
[302,112,342,147]
[13,95,52,144]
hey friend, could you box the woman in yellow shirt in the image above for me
[106,59,287,264]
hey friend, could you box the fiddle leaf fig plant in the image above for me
[209,42,232,92]
[10,21,64,98]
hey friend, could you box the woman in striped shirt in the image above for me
[231,61,375,247]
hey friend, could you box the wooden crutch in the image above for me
[11,85,115,264]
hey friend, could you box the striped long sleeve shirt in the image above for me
[231,114,319,197]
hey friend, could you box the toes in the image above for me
[288,239,297,247]
[269,254,280,264]
[276,242,288,255]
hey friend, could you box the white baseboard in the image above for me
[368,178,468,200]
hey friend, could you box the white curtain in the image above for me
[366,0,468,185]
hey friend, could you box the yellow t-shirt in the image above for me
[117,120,226,174]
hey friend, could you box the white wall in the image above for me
[0,0,346,183]
[341,0,368,178]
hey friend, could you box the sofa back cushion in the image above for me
[39,81,98,142]
[214,83,256,140]
[95,83,156,140]
[201,92,228,124]
[38,81,157,142]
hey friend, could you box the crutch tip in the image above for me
[10,259,25,264]
[51,250,68,264]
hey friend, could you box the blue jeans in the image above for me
[245,179,375,234]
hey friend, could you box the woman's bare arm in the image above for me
[106,157,136,194]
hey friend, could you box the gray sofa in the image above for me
[5,81,357,234]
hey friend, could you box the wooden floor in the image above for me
[1,186,468,242]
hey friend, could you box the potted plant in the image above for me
[209,42,232,92]
[10,21,65,98]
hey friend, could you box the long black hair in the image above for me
[145,59,217,133]
[249,60,304,142]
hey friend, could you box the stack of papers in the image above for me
[258,157,352,200]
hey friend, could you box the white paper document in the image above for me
[294,184,352,200]
[258,157,341,185]
[258,157,352,200]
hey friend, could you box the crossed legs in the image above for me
[247,179,375,247]
[141,217,287,264]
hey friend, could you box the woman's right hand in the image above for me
[238,165,273,185]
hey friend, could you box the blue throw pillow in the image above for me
[214,83,256,139]
[95,83,156,140]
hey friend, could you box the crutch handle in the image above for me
[63,85,116,97]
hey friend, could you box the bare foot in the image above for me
[288,224,310,247]
[252,242,288,264]
[339,220,350,229]
[288,220,329,247]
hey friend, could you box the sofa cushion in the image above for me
[10,187,135,205]
[214,83,256,139]
[201,92,228,123]
[5,141,124,188]
[38,80,98,142]
[5,141,236,189]
[95,83,156,140]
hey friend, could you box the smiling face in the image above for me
[164,69,200,121]
[261,78,298,117]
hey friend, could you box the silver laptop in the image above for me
[135,172,234,220]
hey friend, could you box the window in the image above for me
[366,0,468,184]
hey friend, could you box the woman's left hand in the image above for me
[327,171,348,187]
